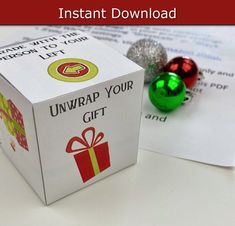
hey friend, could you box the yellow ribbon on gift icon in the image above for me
[88,147,100,175]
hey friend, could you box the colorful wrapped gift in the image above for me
[66,127,110,183]
[0,92,28,151]
[0,93,15,136]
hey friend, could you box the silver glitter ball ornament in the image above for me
[127,39,168,83]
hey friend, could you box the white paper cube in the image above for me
[0,30,144,205]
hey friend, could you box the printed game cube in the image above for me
[0,30,144,205]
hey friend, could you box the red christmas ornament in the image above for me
[164,56,199,89]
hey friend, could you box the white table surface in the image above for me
[0,148,235,226]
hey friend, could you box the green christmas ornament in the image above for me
[149,72,186,112]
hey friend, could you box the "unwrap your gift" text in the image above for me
[49,80,134,123]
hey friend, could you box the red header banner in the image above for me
[1,0,235,24]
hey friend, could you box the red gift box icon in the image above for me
[66,127,110,183]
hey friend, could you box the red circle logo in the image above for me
[48,58,98,82]
[57,62,89,78]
